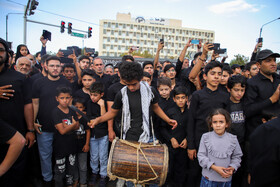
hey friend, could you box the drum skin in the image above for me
[107,138,169,186]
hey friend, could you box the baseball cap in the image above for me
[256,49,280,61]
[231,64,240,69]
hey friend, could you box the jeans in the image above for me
[54,154,76,187]
[200,176,231,187]
[73,152,88,184]
[37,132,54,182]
[90,135,108,177]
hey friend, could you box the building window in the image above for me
[103,44,105,49]
[116,23,118,28]
[110,45,113,49]
[108,22,111,27]
[122,39,125,43]
[111,30,114,35]
[119,31,121,35]
[103,29,106,34]
[115,38,117,42]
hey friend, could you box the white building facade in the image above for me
[99,13,215,58]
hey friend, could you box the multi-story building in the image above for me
[99,13,215,59]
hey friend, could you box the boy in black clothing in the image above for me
[52,87,80,187]
[161,86,189,187]
[73,69,96,104]
[72,98,90,187]
[87,82,108,187]
[227,75,247,187]
[154,77,176,142]
[88,61,177,187]
[187,61,229,186]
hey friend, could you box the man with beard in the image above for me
[0,38,35,186]
[244,49,280,137]
[32,56,71,187]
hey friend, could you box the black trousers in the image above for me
[168,147,188,185]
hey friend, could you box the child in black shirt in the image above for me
[52,87,79,187]
[227,75,247,187]
[87,82,108,187]
[161,86,189,187]
[155,77,176,143]
[72,98,90,187]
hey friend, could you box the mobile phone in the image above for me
[59,49,73,57]
[60,57,74,64]
[42,30,52,41]
[257,37,263,43]
[85,47,95,54]
[216,48,227,54]
[191,39,200,45]
[160,35,164,44]
[209,43,220,51]
[67,46,81,56]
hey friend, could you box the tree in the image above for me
[230,54,249,66]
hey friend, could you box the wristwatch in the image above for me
[27,129,35,133]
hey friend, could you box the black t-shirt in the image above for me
[52,107,78,157]
[0,118,16,144]
[112,86,159,141]
[229,101,245,143]
[107,82,126,102]
[71,79,81,93]
[94,74,113,100]
[0,118,17,164]
[86,101,108,139]
[30,72,44,85]
[0,67,32,135]
[76,117,89,153]
[107,82,126,137]
[32,76,71,132]
[73,89,91,105]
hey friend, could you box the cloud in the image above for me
[208,0,259,14]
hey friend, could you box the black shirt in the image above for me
[107,82,126,137]
[107,82,126,102]
[86,101,108,139]
[112,86,159,141]
[244,72,280,137]
[229,101,245,144]
[187,86,230,149]
[73,89,91,104]
[180,67,205,95]
[0,67,31,135]
[94,74,113,99]
[52,107,77,158]
[0,118,17,164]
[153,96,176,143]
[249,116,280,187]
[32,76,71,132]
[161,105,188,146]
[0,118,16,144]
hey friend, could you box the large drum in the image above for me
[107,138,169,186]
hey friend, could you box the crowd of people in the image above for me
[0,35,280,187]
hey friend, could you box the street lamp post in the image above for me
[6,13,24,41]
[259,17,280,38]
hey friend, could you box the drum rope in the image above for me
[119,139,159,185]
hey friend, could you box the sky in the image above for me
[0,0,280,62]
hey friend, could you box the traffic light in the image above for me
[68,22,72,34]
[88,27,92,38]
[29,0,39,16]
[60,21,65,33]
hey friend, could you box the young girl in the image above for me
[15,44,30,62]
[198,108,242,187]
